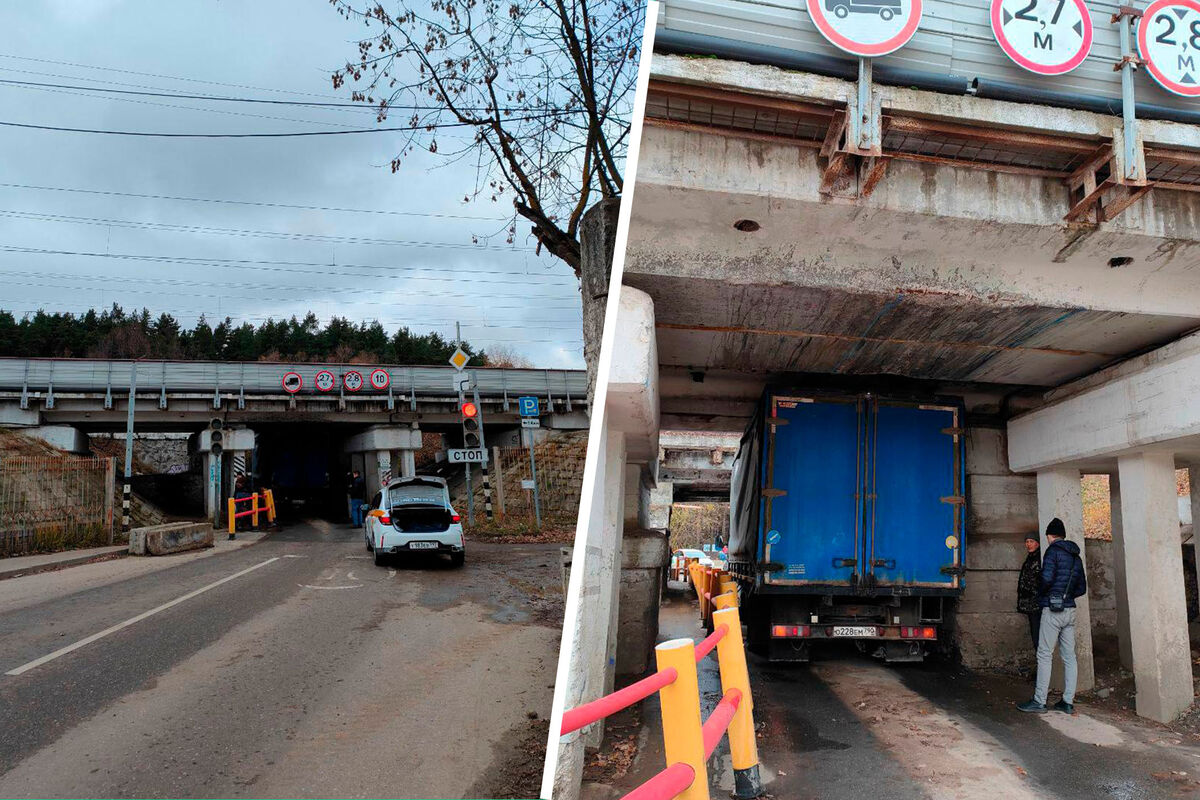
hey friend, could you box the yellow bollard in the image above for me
[655,638,709,800]
[712,605,762,799]
[265,489,277,523]
[226,498,236,536]
[252,492,260,528]
[713,592,737,611]
[689,562,704,600]
[719,579,738,603]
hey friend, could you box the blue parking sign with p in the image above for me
[518,396,539,417]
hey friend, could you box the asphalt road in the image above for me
[607,590,1200,800]
[0,522,563,798]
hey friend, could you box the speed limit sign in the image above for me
[1139,0,1200,96]
[314,369,336,393]
[806,0,922,57]
[990,0,1093,75]
[343,370,363,392]
[369,369,390,391]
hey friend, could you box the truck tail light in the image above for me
[901,626,937,640]
[771,625,811,638]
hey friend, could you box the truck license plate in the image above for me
[832,625,877,637]
[409,541,438,550]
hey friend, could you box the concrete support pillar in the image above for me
[1117,451,1194,722]
[552,417,626,800]
[1109,473,1134,669]
[1036,467,1095,693]
[1191,466,1200,618]
[369,450,391,498]
[398,449,416,478]
[639,479,673,530]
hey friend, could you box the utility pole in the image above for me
[527,424,542,529]
[121,362,137,537]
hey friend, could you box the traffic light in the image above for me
[460,400,484,449]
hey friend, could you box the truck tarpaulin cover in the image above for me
[728,399,763,565]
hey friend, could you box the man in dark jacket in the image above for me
[1019,517,1087,714]
[1016,533,1042,650]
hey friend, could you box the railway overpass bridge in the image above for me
[0,357,588,516]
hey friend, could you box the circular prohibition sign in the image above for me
[806,0,923,57]
[1138,0,1200,97]
[990,0,1093,75]
[281,371,303,394]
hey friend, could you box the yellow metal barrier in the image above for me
[713,605,761,797]
[655,639,709,800]
[227,490,277,537]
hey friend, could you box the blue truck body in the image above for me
[729,389,966,661]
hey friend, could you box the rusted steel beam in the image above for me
[655,322,1116,358]
[649,79,838,121]
[1066,144,1115,192]
[820,109,848,159]
[1145,147,1200,167]
[884,114,1100,155]
[1152,180,1200,193]
[643,117,823,149]
[1099,183,1153,221]
[859,156,890,199]
[888,151,1067,178]
[820,151,852,195]
[1064,178,1114,222]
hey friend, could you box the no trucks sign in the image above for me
[806,0,923,57]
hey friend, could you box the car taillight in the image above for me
[900,626,937,639]
[451,514,461,523]
[771,625,811,638]
[379,514,391,525]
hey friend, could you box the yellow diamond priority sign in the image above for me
[449,346,469,371]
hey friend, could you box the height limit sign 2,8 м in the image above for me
[991,0,1093,75]
[1139,0,1200,96]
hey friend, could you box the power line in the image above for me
[0,269,584,316]
[0,112,557,137]
[0,77,572,115]
[0,245,579,288]
[0,208,526,252]
[0,181,510,222]
[0,52,348,100]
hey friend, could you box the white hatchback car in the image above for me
[364,476,465,567]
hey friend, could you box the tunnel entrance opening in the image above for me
[254,424,352,523]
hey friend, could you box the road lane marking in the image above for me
[5,557,280,676]
[298,583,362,590]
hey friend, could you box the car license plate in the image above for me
[409,541,438,550]
[832,625,877,637]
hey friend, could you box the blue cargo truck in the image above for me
[729,388,965,663]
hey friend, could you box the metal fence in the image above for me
[0,456,115,556]
[486,434,587,525]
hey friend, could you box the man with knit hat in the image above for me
[1018,517,1088,714]
[1016,531,1042,652]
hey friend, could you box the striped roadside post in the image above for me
[121,363,137,536]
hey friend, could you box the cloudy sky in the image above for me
[0,0,585,368]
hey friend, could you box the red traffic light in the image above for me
[461,401,478,418]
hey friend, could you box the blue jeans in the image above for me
[349,497,364,527]
[1034,607,1077,705]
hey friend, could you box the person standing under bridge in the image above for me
[1016,532,1042,653]
[1018,517,1088,715]
[347,470,365,528]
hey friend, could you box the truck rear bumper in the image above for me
[770,624,937,641]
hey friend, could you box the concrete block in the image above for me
[343,425,421,453]
[958,570,1021,615]
[956,612,1036,671]
[965,427,1010,476]
[616,528,670,677]
[607,287,659,464]
[967,474,1038,534]
[128,522,213,556]
[964,531,1028,571]
[24,425,89,453]
[0,404,39,426]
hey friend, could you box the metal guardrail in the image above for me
[0,357,587,406]
[560,565,761,800]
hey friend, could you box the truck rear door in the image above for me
[865,400,962,589]
[762,395,861,586]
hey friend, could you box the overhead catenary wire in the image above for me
[0,181,510,222]
[0,246,580,287]
[0,113,563,138]
[0,208,531,252]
